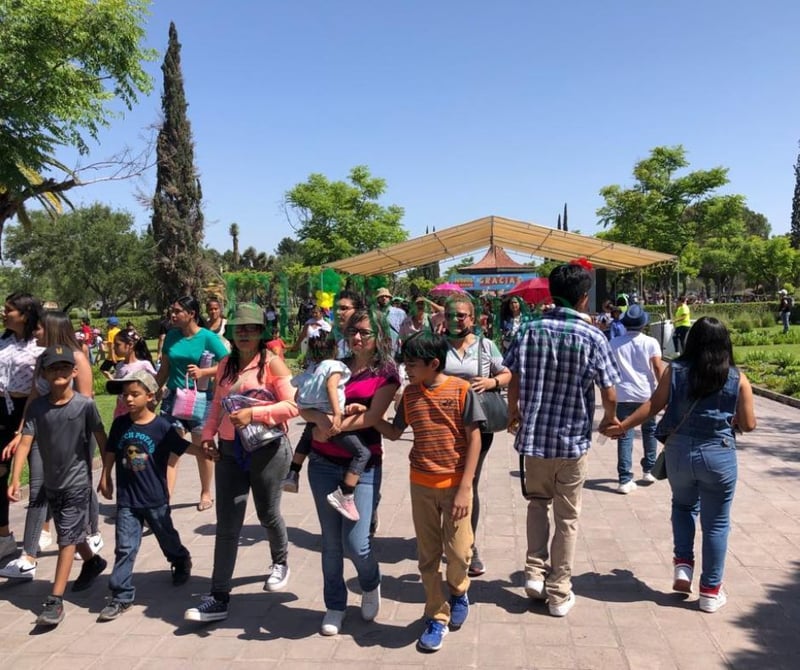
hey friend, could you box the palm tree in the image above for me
[229,222,240,268]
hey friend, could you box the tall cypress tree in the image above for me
[791,143,800,249]
[151,22,207,305]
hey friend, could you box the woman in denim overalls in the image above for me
[606,317,756,613]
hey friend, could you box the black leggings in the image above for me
[471,431,494,544]
[0,397,27,528]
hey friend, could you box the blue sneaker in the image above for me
[449,593,469,628]
[418,618,448,652]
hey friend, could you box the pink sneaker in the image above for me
[672,559,694,594]
[327,488,360,521]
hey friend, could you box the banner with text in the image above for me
[448,273,539,292]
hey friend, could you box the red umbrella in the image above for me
[506,277,551,305]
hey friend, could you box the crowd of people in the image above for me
[0,273,757,652]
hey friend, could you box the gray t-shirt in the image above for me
[24,393,104,491]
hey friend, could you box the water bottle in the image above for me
[196,350,214,391]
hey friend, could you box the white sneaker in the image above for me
[320,609,345,635]
[263,563,290,592]
[673,562,693,593]
[38,530,53,552]
[0,555,36,580]
[524,579,546,600]
[87,533,104,555]
[0,534,17,560]
[548,592,576,617]
[699,587,727,613]
[641,471,657,484]
[361,584,380,621]
[617,481,637,494]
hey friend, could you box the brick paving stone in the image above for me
[0,395,797,667]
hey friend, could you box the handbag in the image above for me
[221,388,285,453]
[476,336,509,433]
[652,397,700,480]
[172,374,209,423]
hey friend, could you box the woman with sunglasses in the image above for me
[155,296,229,511]
[183,303,298,622]
[443,297,512,577]
[300,308,399,636]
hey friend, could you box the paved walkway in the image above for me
[1,395,799,669]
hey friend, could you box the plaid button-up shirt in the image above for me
[503,307,620,459]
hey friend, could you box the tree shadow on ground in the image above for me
[726,559,800,669]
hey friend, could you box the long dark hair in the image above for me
[3,292,43,341]
[220,338,269,386]
[41,311,82,351]
[678,316,735,398]
[116,328,153,364]
[345,308,396,374]
[174,295,207,328]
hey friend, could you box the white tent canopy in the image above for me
[326,215,676,276]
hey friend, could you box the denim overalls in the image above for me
[663,362,740,589]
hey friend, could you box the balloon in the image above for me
[315,290,334,309]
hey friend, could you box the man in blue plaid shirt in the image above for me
[504,263,620,617]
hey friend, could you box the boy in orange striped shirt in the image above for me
[376,331,484,652]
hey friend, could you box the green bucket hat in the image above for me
[228,303,264,327]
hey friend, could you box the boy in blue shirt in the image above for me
[97,370,192,621]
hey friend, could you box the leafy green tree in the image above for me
[597,146,741,257]
[447,257,475,274]
[284,165,407,266]
[791,142,800,249]
[4,204,153,313]
[742,207,771,239]
[151,22,208,305]
[740,235,798,293]
[695,236,746,299]
[0,0,155,238]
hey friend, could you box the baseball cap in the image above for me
[106,369,159,394]
[41,346,75,368]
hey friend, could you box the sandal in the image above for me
[197,499,214,512]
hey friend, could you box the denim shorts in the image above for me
[160,389,208,436]
[46,486,91,547]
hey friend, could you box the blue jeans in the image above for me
[307,453,381,611]
[616,402,657,484]
[109,505,190,603]
[666,441,737,590]
[781,311,790,333]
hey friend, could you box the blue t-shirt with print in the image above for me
[106,414,189,508]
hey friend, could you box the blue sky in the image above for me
[58,1,800,264]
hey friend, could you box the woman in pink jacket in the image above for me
[183,303,298,623]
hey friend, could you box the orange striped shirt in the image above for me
[402,376,471,488]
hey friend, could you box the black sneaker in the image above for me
[171,557,192,586]
[184,595,229,622]
[98,599,131,621]
[37,596,64,626]
[72,555,107,592]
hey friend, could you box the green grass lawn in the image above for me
[735,343,800,359]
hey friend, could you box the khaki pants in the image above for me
[523,453,588,605]
[410,482,474,623]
